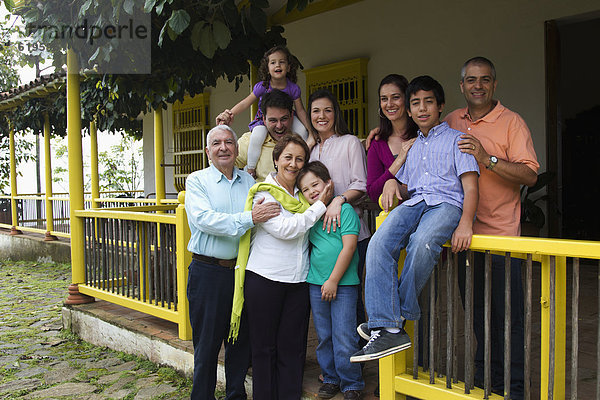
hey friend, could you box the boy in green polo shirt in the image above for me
[298,161,364,400]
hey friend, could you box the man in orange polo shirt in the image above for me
[446,56,539,399]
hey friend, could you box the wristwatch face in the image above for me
[490,156,498,163]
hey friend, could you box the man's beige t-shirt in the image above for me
[235,131,276,182]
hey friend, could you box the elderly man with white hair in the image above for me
[184,125,280,400]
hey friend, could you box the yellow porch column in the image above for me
[89,120,100,209]
[65,48,93,305]
[175,191,192,340]
[43,113,56,240]
[540,255,566,399]
[153,109,166,206]
[9,124,21,235]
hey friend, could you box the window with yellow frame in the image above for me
[304,57,369,138]
[172,93,210,192]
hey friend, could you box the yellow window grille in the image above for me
[172,93,210,192]
[304,57,369,138]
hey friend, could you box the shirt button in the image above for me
[468,127,471,131]
[425,142,428,145]
[425,172,429,175]
[423,157,426,160]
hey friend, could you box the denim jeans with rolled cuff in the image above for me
[365,200,462,329]
[310,284,365,392]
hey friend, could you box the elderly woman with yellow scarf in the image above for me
[230,133,333,400]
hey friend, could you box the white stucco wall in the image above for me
[143,105,177,197]
[144,0,600,184]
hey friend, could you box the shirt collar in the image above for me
[209,164,241,183]
[418,121,448,139]
[265,134,278,144]
[266,172,299,196]
[461,101,505,123]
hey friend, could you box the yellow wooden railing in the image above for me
[375,210,600,400]
[0,191,158,238]
[72,191,191,340]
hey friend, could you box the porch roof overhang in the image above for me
[0,72,66,112]
[267,0,364,26]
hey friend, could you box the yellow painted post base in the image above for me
[65,284,95,305]
[44,231,58,241]
[10,226,22,235]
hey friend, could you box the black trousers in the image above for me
[356,238,369,337]
[187,259,250,400]
[458,252,525,399]
[244,270,310,400]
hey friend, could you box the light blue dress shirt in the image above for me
[397,121,479,210]
[185,164,256,259]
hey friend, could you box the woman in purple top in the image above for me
[366,74,418,204]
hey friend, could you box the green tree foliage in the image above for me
[51,134,143,194]
[0,133,34,194]
[0,17,20,90]
[97,136,144,193]
[14,0,292,113]
[1,0,313,166]
[0,11,35,194]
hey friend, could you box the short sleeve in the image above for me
[287,81,301,100]
[340,204,360,236]
[453,134,480,177]
[506,114,539,173]
[253,82,268,99]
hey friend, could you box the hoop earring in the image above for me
[378,108,387,119]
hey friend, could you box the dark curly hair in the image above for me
[258,45,299,89]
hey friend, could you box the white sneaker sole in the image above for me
[349,342,411,363]
[357,324,371,341]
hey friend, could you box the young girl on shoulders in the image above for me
[217,45,312,177]
[298,161,364,400]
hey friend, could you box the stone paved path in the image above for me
[0,260,197,400]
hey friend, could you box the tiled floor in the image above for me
[74,300,379,399]
[71,258,600,399]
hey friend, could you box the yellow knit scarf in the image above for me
[229,182,310,341]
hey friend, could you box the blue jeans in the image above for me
[365,201,462,327]
[309,284,365,392]
[187,259,250,400]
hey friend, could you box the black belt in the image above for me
[192,253,236,269]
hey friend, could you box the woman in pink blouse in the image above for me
[366,74,418,205]
[308,88,371,352]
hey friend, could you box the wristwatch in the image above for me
[338,194,347,203]
[487,156,498,170]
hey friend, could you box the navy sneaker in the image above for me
[318,383,340,399]
[343,389,361,399]
[350,329,411,363]
[357,322,371,341]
